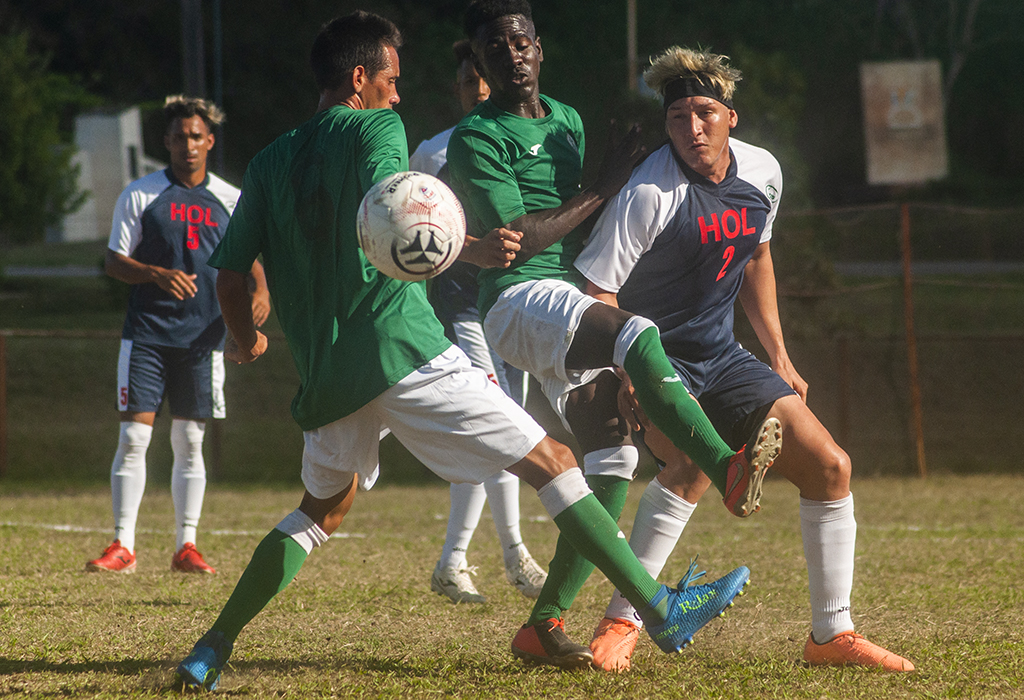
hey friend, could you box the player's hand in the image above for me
[251,288,271,327]
[459,227,522,268]
[593,121,645,200]
[774,359,809,402]
[225,330,268,364]
[615,368,650,433]
[154,268,198,300]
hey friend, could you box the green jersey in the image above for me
[446,95,587,316]
[209,106,450,431]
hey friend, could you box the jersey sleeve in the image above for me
[575,178,664,293]
[208,166,265,273]
[446,126,527,230]
[761,165,783,244]
[358,110,409,192]
[107,184,146,256]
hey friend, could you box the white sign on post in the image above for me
[860,60,948,186]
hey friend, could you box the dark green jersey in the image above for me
[209,106,450,430]
[446,96,587,316]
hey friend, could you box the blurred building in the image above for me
[52,107,165,243]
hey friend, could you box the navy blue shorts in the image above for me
[669,342,795,451]
[116,340,225,419]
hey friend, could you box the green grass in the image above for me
[1,475,1021,698]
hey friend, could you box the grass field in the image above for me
[2,475,1022,698]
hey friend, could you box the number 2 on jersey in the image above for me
[716,245,735,281]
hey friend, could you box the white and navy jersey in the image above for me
[576,139,782,362]
[108,168,240,350]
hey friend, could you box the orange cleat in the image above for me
[723,417,782,517]
[86,539,136,573]
[171,543,216,574]
[590,617,641,672]
[803,631,915,672]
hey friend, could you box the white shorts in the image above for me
[484,279,611,431]
[301,345,546,499]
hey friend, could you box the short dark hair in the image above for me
[452,39,474,65]
[464,0,533,39]
[311,11,403,92]
[163,95,225,132]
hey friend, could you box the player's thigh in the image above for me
[302,406,383,500]
[767,394,850,499]
[165,346,225,420]
[379,346,545,485]
[118,340,168,415]
[483,278,600,384]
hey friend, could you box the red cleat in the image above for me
[590,617,641,672]
[723,417,782,517]
[171,543,216,574]
[86,540,136,573]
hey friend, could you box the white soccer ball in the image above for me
[357,171,466,282]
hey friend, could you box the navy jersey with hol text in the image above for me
[576,139,782,361]
[108,168,240,350]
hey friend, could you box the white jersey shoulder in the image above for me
[108,170,173,257]
[409,126,456,177]
[730,137,783,244]
[206,171,242,215]
[575,145,687,294]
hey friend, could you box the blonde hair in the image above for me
[643,46,742,102]
[163,94,226,130]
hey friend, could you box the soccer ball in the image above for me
[357,171,466,282]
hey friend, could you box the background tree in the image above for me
[0,29,92,246]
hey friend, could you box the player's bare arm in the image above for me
[104,248,198,300]
[458,226,522,268]
[249,260,271,327]
[508,124,645,261]
[737,241,808,400]
[216,268,268,364]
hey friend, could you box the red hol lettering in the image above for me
[741,207,756,236]
[722,209,740,239]
[699,213,721,244]
[203,208,218,226]
[187,205,204,223]
[170,203,187,221]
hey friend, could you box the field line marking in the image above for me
[0,521,366,539]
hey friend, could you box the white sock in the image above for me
[605,478,697,627]
[440,482,486,570]
[111,421,152,552]
[171,419,207,550]
[536,469,591,519]
[483,470,528,566]
[276,509,329,554]
[801,494,856,643]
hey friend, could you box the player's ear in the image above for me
[728,109,738,129]
[351,65,367,93]
[535,36,543,62]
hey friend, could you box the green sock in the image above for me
[210,528,309,642]
[541,493,664,624]
[527,475,630,626]
[623,326,734,495]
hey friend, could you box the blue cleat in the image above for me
[175,629,233,692]
[642,559,750,653]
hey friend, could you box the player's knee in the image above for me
[510,436,578,490]
[819,444,852,495]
